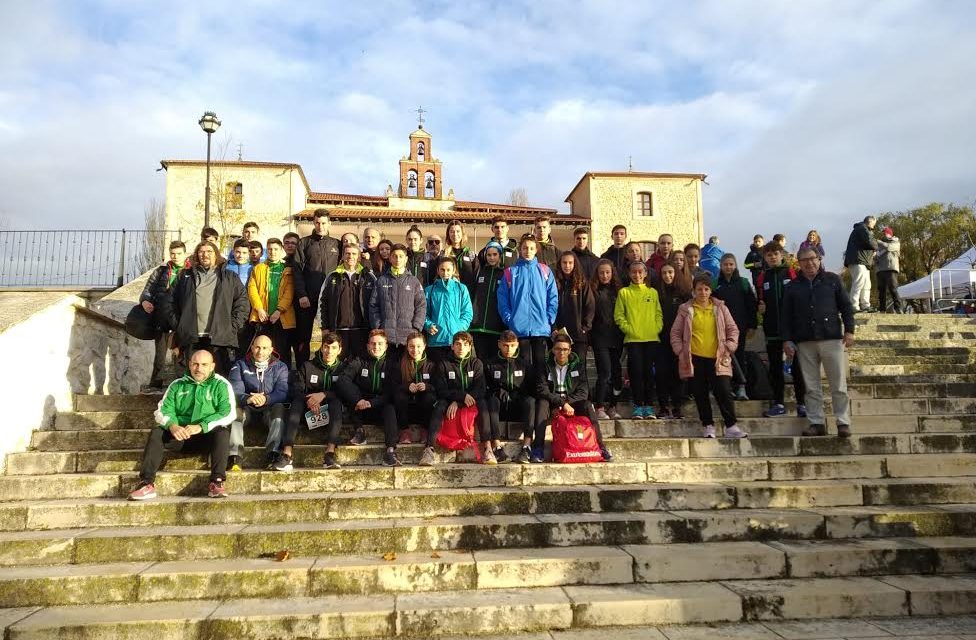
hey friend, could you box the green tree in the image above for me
[875,202,976,284]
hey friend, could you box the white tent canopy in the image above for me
[898,247,976,300]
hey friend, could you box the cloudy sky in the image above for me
[1,0,974,266]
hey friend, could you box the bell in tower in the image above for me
[398,107,443,200]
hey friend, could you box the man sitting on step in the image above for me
[781,247,856,438]
[128,349,236,501]
[227,335,290,472]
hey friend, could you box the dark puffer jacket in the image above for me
[554,280,595,345]
[756,262,797,341]
[485,350,536,397]
[781,269,856,343]
[469,264,506,335]
[711,271,758,333]
[320,264,376,330]
[843,222,878,267]
[536,352,589,406]
[432,352,487,403]
[345,352,400,407]
[368,270,426,346]
[292,353,358,405]
[590,283,624,349]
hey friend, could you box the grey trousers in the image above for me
[848,264,872,311]
[229,403,286,457]
[796,340,850,428]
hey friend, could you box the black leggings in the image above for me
[592,344,623,407]
[877,270,902,312]
[689,355,737,427]
[732,331,748,387]
[139,425,230,483]
[354,401,398,448]
[518,337,549,369]
[654,347,682,411]
[488,393,536,444]
[626,341,658,406]
[394,389,437,426]
[766,340,805,405]
[284,396,344,447]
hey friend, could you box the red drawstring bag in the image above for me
[435,404,481,461]
[551,411,602,463]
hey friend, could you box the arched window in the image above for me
[406,170,418,197]
[637,191,653,217]
[424,171,435,198]
[226,182,243,209]
[417,141,426,161]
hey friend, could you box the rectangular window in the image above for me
[226,183,243,209]
[638,192,653,216]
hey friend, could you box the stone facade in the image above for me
[566,172,705,255]
[162,161,309,253]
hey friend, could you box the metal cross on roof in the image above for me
[416,106,426,128]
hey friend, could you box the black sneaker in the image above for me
[382,449,402,467]
[837,424,852,438]
[802,424,826,437]
[264,452,278,470]
[323,451,341,469]
[349,428,368,446]
[515,446,531,464]
[493,447,509,463]
[273,454,294,472]
[600,446,613,462]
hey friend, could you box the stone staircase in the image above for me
[1,314,975,639]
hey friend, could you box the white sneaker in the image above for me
[595,408,610,420]
[723,425,749,439]
[702,425,717,438]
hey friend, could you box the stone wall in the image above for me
[0,279,158,472]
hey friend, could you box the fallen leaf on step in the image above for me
[430,551,441,559]
[382,551,397,561]
[275,550,290,562]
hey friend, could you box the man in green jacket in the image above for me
[129,350,236,500]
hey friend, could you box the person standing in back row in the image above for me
[876,226,902,313]
[844,215,878,313]
[781,247,856,437]
[292,209,340,364]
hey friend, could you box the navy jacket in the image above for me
[228,355,290,406]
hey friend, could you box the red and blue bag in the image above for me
[551,412,602,463]
[435,404,481,461]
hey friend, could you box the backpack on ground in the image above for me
[435,404,481,461]
[744,351,774,401]
[551,412,602,463]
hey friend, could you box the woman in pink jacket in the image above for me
[670,274,748,439]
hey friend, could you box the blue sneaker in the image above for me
[796,404,807,418]
[631,406,645,420]
[529,447,545,463]
[644,406,657,420]
[763,404,787,418]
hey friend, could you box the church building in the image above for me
[160,120,705,255]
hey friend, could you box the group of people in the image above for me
[131,211,858,500]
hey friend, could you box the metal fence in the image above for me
[0,229,183,289]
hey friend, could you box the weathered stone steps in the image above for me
[3,502,976,568]
[2,538,976,608]
[4,575,976,639]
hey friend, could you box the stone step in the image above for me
[852,363,974,375]
[5,574,976,638]
[4,502,976,568]
[849,354,973,365]
[3,538,976,609]
[3,468,976,531]
[9,430,976,476]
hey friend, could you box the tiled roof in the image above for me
[307,192,390,206]
[159,160,311,192]
[565,171,707,202]
[294,208,587,224]
[453,200,558,215]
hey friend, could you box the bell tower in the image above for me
[399,107,443,199]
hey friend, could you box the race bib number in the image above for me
[305,407,330,430]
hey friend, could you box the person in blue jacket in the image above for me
[424,256,474,362]
[497,235,558,367]
[226,335,290,471]
[700,236,726,278]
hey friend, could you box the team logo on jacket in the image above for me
[309,375,319,383]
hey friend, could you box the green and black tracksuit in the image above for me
[395,356,437,426]
[347,353,401,447]
[535,352,605,450]
[485,349,538,443]
[469,264,506,359]
[286,353,357,447]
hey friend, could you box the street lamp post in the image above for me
[198,111,222,229]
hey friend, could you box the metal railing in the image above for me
[0,229,183,289]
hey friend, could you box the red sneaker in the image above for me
[416,429,428,444]
[398,429,413,445]
[207,480,227,498]
[128,482,156,501]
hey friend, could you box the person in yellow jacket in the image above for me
[247,238,295,367]
[613,261,664,419]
